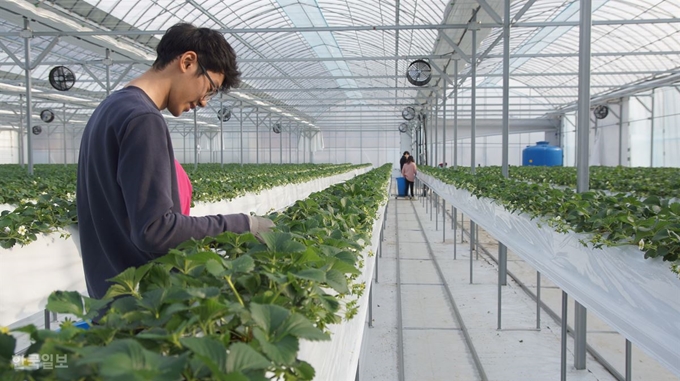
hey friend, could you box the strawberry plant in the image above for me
[506,165,680,199]
[0,163,369,248]
[0,164,391,381]
[422,166,680,277]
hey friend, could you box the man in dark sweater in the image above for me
[77,23,273,300]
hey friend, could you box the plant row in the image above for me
[0,163,369,249]
[0,164,392,381]
[421,166,680,277]
[0,164,368,207]
[500,165,680,199]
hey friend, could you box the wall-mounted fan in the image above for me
[398,123,408,133]
[406,59,432,86]
[593,105,609,119]
[32,126,42,135]
[402,106,416,121]
[217,107,231,122]
[48,66,76,91]
[40,109,55,123]
[272,123,282,134]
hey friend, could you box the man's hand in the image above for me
[248,215,275,243]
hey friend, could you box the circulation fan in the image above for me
[48,66,76,91]
[406,59,432,86]
[402,106,416,121]
[40,109,55,123]
[398,122,409,133]
[32,126,42,135]
[272,123,282,134]
[217,107,231,122]
[593,105,609,119]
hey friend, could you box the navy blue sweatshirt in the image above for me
[77,86,250,300]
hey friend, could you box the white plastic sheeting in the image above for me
[298,181,388,381]
[0,230,86,326]
[190,166,369,216]
[418,172,680,377]
[0,167,372,326]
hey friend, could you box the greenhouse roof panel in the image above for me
[0,0,679,130]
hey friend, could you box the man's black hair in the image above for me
[403,151,410,155]
[153,23,241,91]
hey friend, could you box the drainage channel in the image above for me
[405,199,489,381]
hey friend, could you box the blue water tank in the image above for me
[522,141,563,166]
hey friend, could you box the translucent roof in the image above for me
[0,0,678,132]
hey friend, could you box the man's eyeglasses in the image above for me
[197,61,219,102]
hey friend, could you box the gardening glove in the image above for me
[248,215,275,243]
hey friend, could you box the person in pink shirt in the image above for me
[401,156,417,199]
[174,159,193,215]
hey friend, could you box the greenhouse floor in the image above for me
[358,179,678,381]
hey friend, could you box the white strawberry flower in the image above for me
[17,226,27,236]
[638,239,645,251]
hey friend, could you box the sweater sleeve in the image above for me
[117,114,250,254]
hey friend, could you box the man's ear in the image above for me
[178,51,198,73]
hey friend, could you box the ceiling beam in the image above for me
[2,50,677,68]
[0,18,677,37]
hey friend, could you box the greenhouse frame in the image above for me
[0,0,679,380]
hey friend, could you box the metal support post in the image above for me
[471,14,477,173]
[650,89,655,167]
[44,309,50,330]
[220,100,224,167]
[618,100,623,166]
[289,124,294,163]
[574,0,592,369]
[442,199,446,242]
[497,0,511,280]
[497,256,502,330]
[574,302,587,370]
[435,193,439,230]
[625,339,632,381]
[442,81,446,165]
[105,48,111,96]
[499,244,507,285]
[23,18,34,175]
[453,206,457,260]
[256,107,259,164]
[63,107,67,165]
[537,272,541,330]
[368,280,373,328]
[561,292,568,381]
[18,95,24,166]
[434,102,438,166]
[375,240,379,282]
[476,224,479,260]
[239,102,244,165]
[470,220,475,284]
[453,60,458,168]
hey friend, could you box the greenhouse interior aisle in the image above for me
[358,178,618,381]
